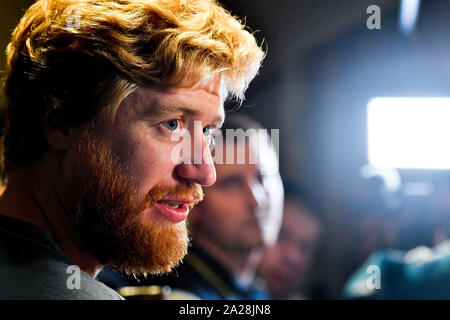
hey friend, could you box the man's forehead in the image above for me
[200,73,223,98]
[139,73,223,99]
[131,74,225,122]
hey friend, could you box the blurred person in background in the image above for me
[181,114,284,299]
[98,113,284,299]
[343,239,450,299]
[257,184,322,299]
[343,175,450,300]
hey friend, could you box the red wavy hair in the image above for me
[1,0,264,176]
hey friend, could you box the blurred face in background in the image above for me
[191,140,280,254]
[258,199,321,298]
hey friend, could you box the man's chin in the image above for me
[79,215,190,276]
[116,218,190,275]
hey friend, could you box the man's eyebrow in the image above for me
[141,105,201,121]
[142,104,224,127]
[212,115,224,128]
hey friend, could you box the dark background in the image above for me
[1,0,449,298]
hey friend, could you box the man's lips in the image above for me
[153,198,196,222]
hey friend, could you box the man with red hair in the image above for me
[0,0,263,299]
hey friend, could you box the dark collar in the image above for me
[184,244,250,298]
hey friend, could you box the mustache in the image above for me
[144,182,204,210]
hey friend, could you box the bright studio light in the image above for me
[399,0,421,35]
[367,97,450,169]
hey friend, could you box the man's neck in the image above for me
[0,160,102,277]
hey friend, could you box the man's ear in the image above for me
[43,113,73,151]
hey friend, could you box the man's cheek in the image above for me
[166,138,188,166]
[127,148,164,179]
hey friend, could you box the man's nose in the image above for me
[175,133,216,186]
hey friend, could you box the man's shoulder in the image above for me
[71,269,125,300]
[0,251,123,299]
[0,215,122,300]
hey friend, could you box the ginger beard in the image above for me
[72,131,203,275]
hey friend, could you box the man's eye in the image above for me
[162,119,180,131]
[203,126,211,136]
[204,126,217,147]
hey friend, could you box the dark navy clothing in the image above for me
[98,244,270,300]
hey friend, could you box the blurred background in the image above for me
[1,0,449,299]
